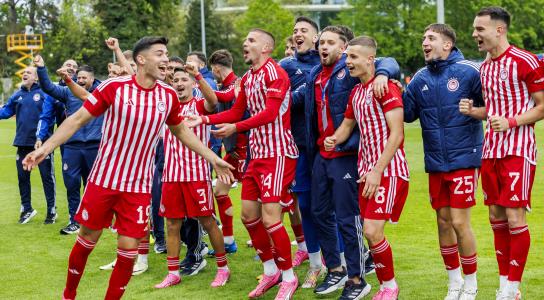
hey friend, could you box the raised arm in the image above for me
[105,37,135,75]
[34,55,70,102]
[185,63,217,112]
[57,68,90,101]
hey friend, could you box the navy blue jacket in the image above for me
[304,54,400,163]
[37,66,103,144]
[280,50,321,150]
[403,48,484,173]
[0,83,53,147]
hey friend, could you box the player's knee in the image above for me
[166,219,181,232]
[451,218,471,235]
[437,215,452,232]
[363,224,383,244]
[198,216,215,230]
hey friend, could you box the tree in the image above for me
[235,0,295,60]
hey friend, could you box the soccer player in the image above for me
[23,36,233,300]
[284,36,296,58]
[154,66,230,288]
[403,23,483,299]
[470,7,544,299]
[302,26,399,299]
[187,28,300,299]
[279,16,324,287]
[35,58,102,235]
[0,66,56,224]
[198,49,247,254]
[325,35,408,300]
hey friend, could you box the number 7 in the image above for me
[508,172,520,191]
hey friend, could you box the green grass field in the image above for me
[1,118,543,299]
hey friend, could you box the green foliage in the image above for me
[235,0,295,60]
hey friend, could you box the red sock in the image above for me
[216,195,233,237]
[491,220,510,276]
[63,236,96,300]
[215,252,228,268]
[167,256,179,272]
[138,239,149,255]
[460,253,477,275]
[508,225,530,282]
[291,223,305,244]
[243,218,273,262]
[105,248,137,300]
[266,222,292,271]
[370,238,395,282]
[440,244,460,270]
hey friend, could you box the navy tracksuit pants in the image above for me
[16,146,56,213]
[61,143,98,223]
[311,153,366,278]
[151,140,165,245]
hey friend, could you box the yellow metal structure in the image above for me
[6,34,44,79]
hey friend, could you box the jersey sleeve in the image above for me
[195,98,214,116]
[166,92,183,126]
[344,89,356,119]
[521,59,544,94]
[266,70,289,100]
[83,82,113,117]
[379,82,403,113]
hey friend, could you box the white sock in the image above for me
[340,252,346,268]
[169,270,180,276]
[282,268,296,282]
[464,272,477,290]
[138,254,148,264]
[447,267,463,286]
[218,265,229,271]
[224,236,234,244]
[499,275,508,290]
[309,252,322,269]
[297,242,308,252]
[505,280,520,295]
[382,278,398,289]
[263,259,279,276]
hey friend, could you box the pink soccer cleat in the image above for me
[211,269,230,287]
[292,250,309,267]
[154,273,181,289]
[275,277,299,300]
[372,287,399,300]
[248,271,281,298]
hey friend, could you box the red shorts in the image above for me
[75,182,151,239]
[359,176,409,223]
[481,156,535,209]
[224,147,247,182]
[429,168,479,210]
[159,181,213,219]
[241,156,296,208]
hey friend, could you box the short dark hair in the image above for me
[169,56,184,64]
[286,36,294,45]
[173,67,188,75]
[424,23,457,45]
[295,16,319,32]
[337,25,354,42]
[77,65,94,75]
[477,6,511,28]
[187,51,207,65]
[348,36,377,50]
[321,26,348,44]
[132,36,169,62]
[250,28,276,49]
[209,49,233,68]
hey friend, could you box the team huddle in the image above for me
[3,4,542,300]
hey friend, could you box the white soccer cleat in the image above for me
[99,259,116,270]
[459,287,478,300]
[444,283,463,300]
[132,260,148,276]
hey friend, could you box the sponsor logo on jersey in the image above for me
[157,101,166,112]
[447,78,459,92]
[499,69,509,81]
[374,207,384,214]
[124,98,135,106]
[343,173,352,180]
[510,195,520,201]
[263,191,271,198]
[421,84,429,92]
[33,93,41,102]
[466,195,473,202]
[295,69,303,75]
[201,206,208,211]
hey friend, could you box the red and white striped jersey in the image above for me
[345,79,409,180]
[163,97,212,182]
[83,75,182,193]
[207,58,298,159]
[480,46,544,164]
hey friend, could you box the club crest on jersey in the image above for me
[157,101,166,113]
[63,163,68,171]
[447,78,459,92]
[336,69,346,80]
[82,209,89,221]
[500,69,509,81]
[33,93,41,102]
[365,91,373,104]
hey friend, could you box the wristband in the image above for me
[64,76,73,84]
[195,73,203,81]
[507,117,518,128]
